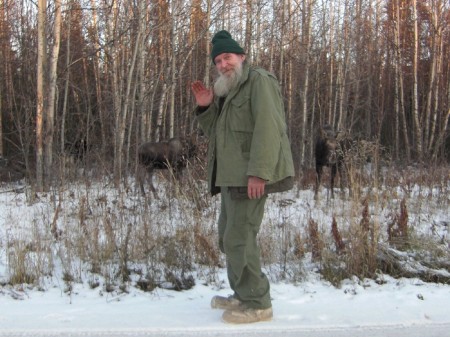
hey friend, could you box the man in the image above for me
[191,30,295,324]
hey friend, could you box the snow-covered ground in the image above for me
[1,272,449,336]
[1,176,449,336]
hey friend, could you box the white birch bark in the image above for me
[394,0,410,161]
[36,0,46,191]
[300,0,312,165]
[411,0,423,159]
[44,0,61,184]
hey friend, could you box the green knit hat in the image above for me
[211,30,245,63]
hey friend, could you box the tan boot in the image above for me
[222,307,273,324]
[211,295,242,310]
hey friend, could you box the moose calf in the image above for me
[314,124,350,200]
[136,137,196,197]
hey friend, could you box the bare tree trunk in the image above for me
[425,2,444,156]
[278,0,286,83]
[0,86,2,157]
[393,0,410,161]
[126,0,148,170]
[44,0,61,185]
[308,61,320,165]
[4,0,450,180]
[411,0,423,160]
[335,1,345,131]
[204,0,212,87]
[336,1,350,131]
[137,0,148,144]
[119,31,141,170]
[423,32,436,151]
[254,0,262,65]
[146,72,162,141]
[327,0,334,126]
[126,73,139,174]
[393,56,400,161]
[155,82,168,142]
[299,0,312,166]
[0,3,5,157]
[427,34,442,154]
[268,2,277,73]
[431,55,450,161]
[245,0,252,62]
[111,1,123,185]
[89,0,106,155]
[61,4,71,156]
[169,0,177,138]
[36,0,47,191]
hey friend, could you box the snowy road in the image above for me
[2,324,450,337]
[2,265,449,337]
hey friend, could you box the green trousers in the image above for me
[218,187,272,309]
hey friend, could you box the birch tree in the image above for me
[43,0,61,184]
[0,1,5,157]
[411,0,423,160]
[88,0,108,155]
[1,0,449,185]
[299,0,313,165]
[423,1,447,159]
[36,0,46,191]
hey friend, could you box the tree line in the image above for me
[0,0,449,190]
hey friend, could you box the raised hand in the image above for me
[191,81,214,107]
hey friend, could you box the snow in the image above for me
[1,177,449,337]
[1,272,450,336]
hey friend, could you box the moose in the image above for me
[136,136,197,197]
[314,124,350,200]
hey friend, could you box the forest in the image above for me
[0,0,449,191]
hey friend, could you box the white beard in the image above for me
[213,62,244,97]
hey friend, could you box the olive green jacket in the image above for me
[195,63,295,196]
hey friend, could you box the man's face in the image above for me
[214,53,246,77]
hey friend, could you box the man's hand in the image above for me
[191,81,213,107]
[247,176,266,199]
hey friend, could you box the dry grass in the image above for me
[2,162,449,290]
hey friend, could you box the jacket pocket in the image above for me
[233,131,252,154]
[226,96,253,154]
[229,96,253,132]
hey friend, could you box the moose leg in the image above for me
[338,161,349,198]
[137,164,158,199]
[171,166,185,198]
[330,164,337,199]
[166,167,176,198]
[136,164,147,196]
[147,169,159,199]
[315,165,323,200]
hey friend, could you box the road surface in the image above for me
[2,324,450,337]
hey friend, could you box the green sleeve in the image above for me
[247,72,285,180]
